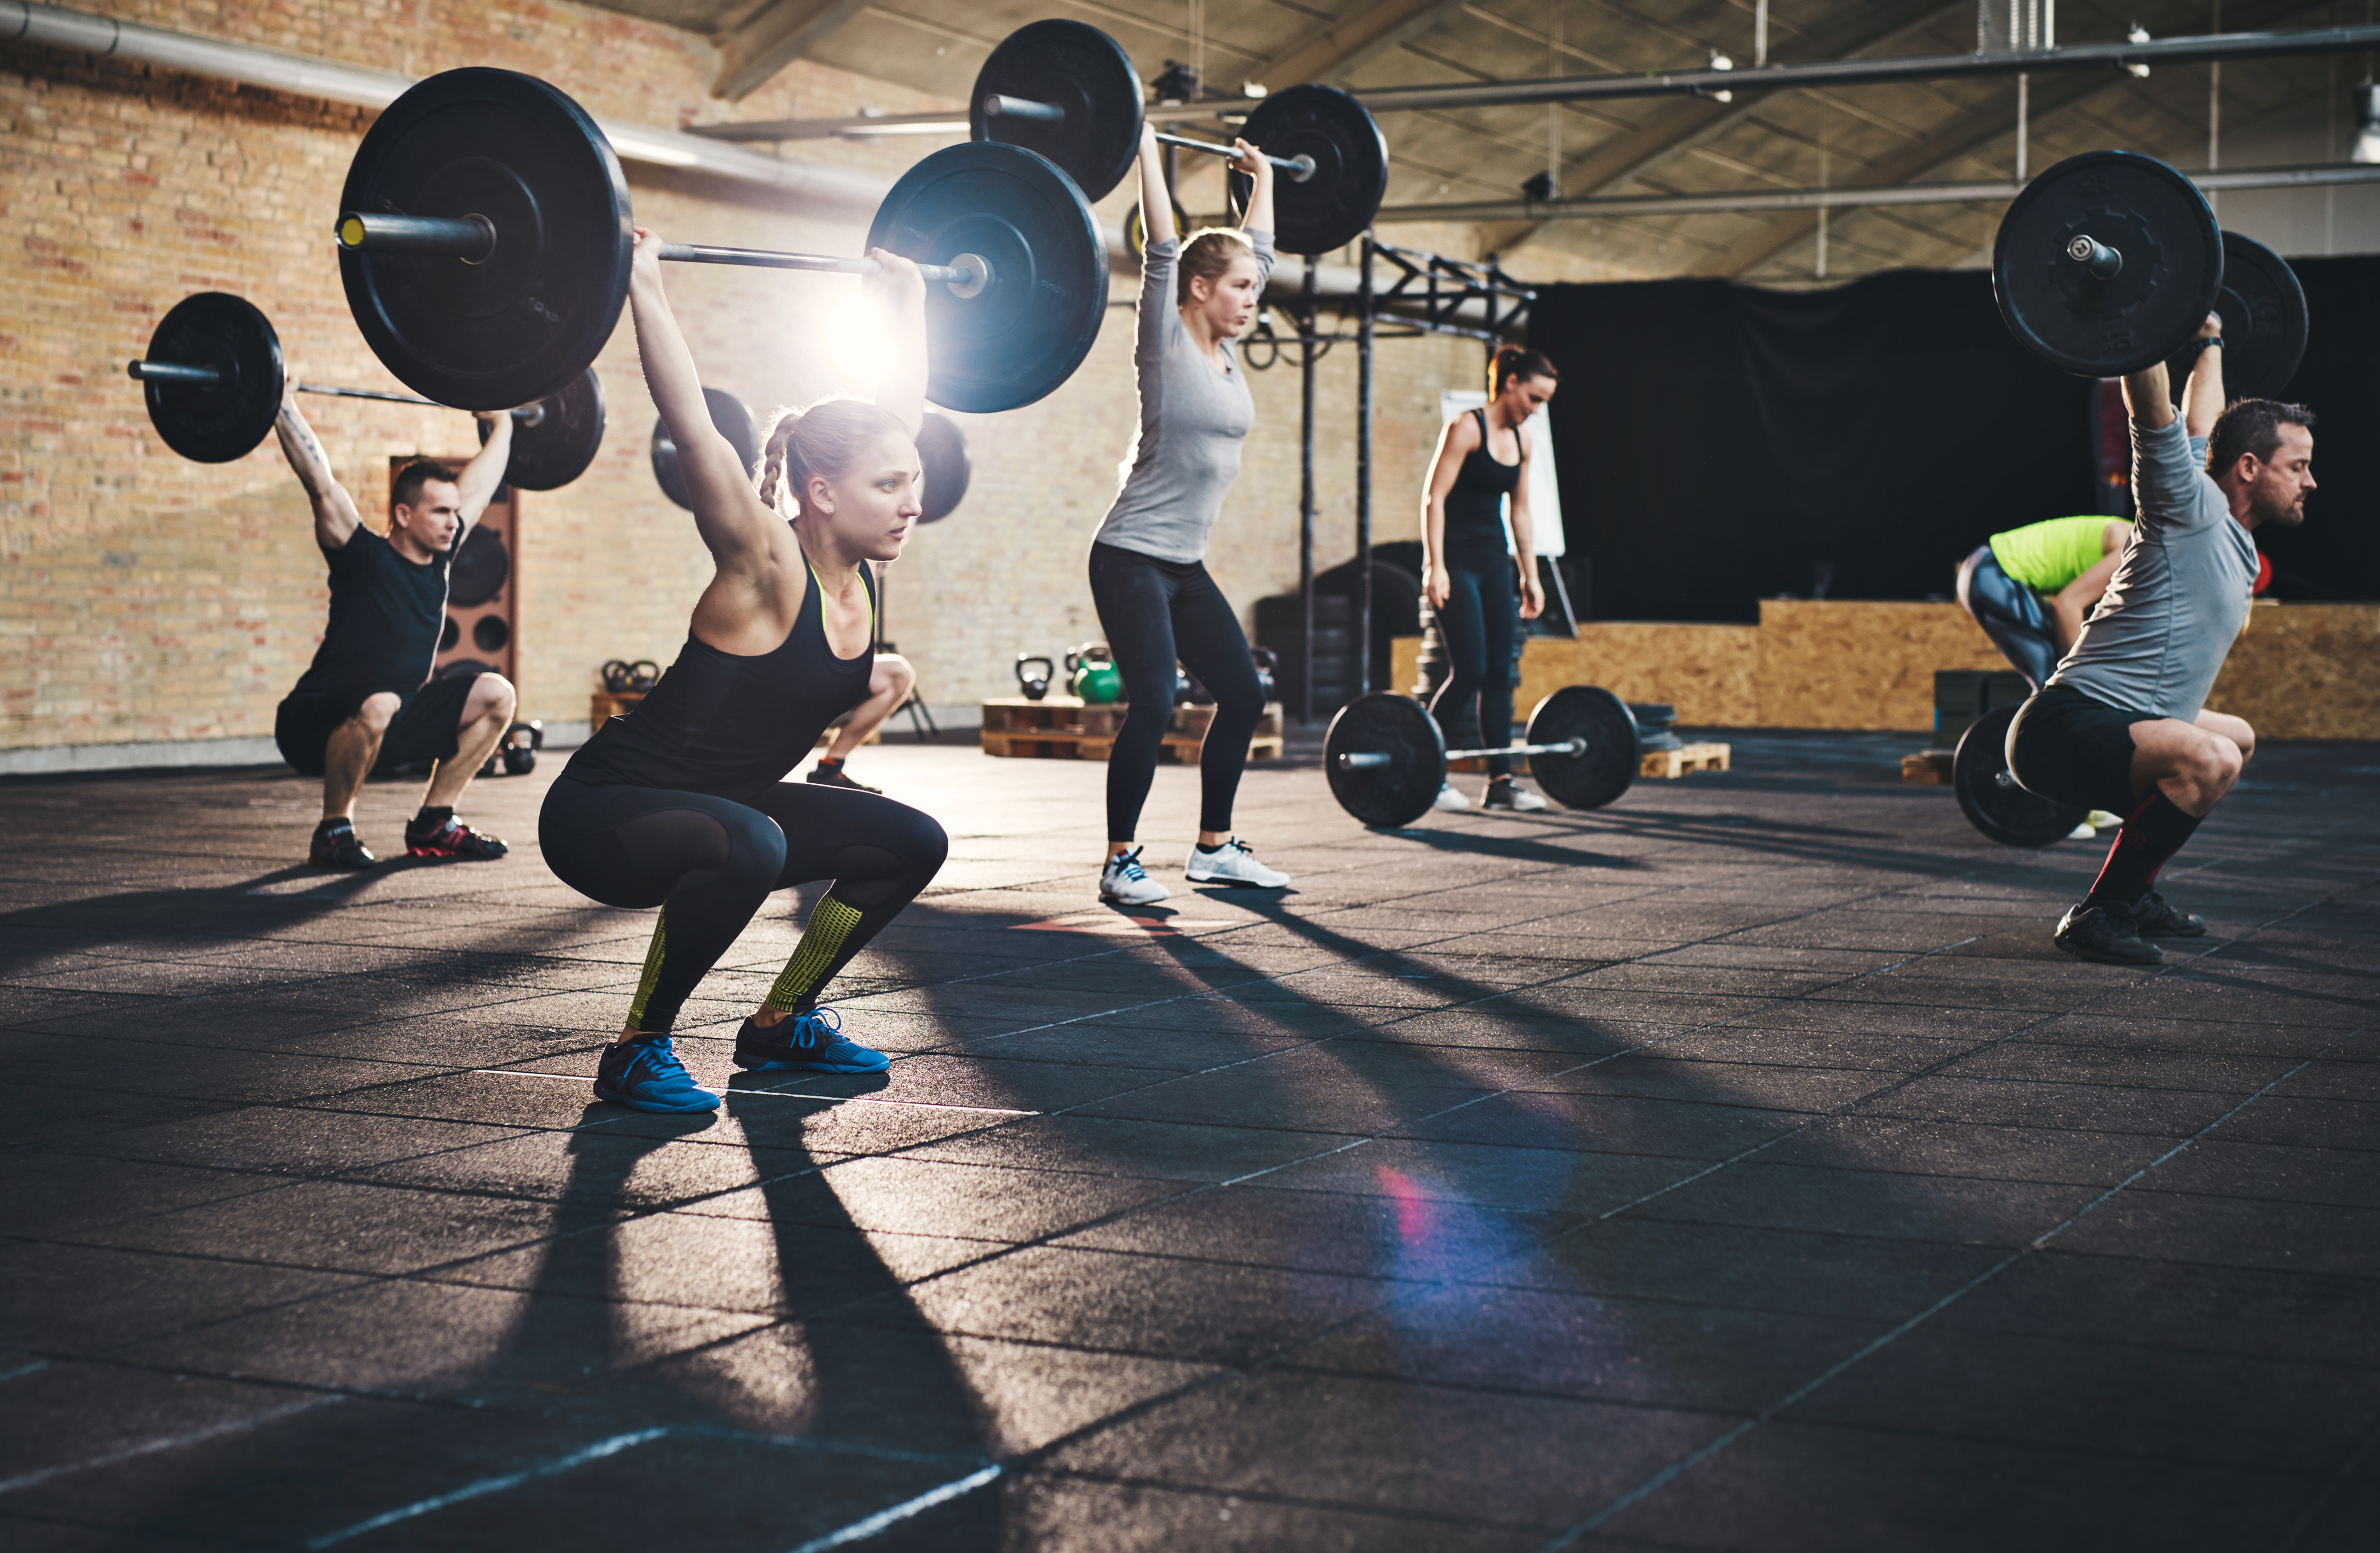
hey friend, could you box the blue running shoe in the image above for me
[592,1035,720,1112]
[732,1007,890,1074]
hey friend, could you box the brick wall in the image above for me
[2,0,1499,753]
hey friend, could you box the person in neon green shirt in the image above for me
[1956,515,2131,690]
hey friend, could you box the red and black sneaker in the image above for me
[404,817,509,861]
[308,821,378,870]
[805,758,881,794]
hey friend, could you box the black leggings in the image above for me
[1429,562,1519,778]
[539,777,948,1033]
[1088,542,1266,843]
[1956,545,2059,692]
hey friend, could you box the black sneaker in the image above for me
[2054,903,2162,965]
[732,1007,889,1073]
[308,822,377,870]
[405,816,509,861]
[2126,890,2207,938]
[806,760,881,794]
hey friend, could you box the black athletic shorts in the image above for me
[2006,683,2146,813]
[274,673,484,778]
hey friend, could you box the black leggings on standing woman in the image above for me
[1088,541,1266,843]
[1429,562,1519,779]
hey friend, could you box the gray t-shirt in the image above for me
[2048,416,2256,720]
[1093,230,1277,563]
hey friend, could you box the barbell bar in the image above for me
[1337,736,1585,770]
[128,359,556,426]
[333,211,994,294]
[333,68,1107,415]
[1323,688,1642,830]
[982,94,1317,182]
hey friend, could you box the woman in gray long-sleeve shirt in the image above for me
[1090,122,1290,906]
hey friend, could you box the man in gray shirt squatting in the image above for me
[2007,312,2317,965]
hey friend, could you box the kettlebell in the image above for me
[1015,654,1055,701]
[500,720,544,776]
[600,659,635,693]
[1066,643,1122,706]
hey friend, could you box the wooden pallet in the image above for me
[1640,741,1730,778]
[981,696,1283,763]
[1901,749,1955,785]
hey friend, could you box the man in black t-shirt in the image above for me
[272,393,519,869]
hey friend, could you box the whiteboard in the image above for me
[1438,391,1566,558]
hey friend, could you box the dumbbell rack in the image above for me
[980,697,1285,763]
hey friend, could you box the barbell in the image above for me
[1991,150,2309,396]
[970,19,1389,256]
[332,67,1108,417]
[126,290,606,489]
[1952,703,2087,848]
[649,389,973,523]
[1324,688,1643,829]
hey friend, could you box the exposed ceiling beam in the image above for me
[1257,0,1474,91]
[712,0,873,101]
[1350,20,2380,111]
[1471,0,1963,271]
[1703,0,2341,279]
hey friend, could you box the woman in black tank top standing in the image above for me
[538,227,949,1114]
[1418,347,1560,813]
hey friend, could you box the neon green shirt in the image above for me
[1988,516,2129,592]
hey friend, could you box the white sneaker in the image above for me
[2066,822,2098,840]
[1099,847,1170,905]
[2085,810,2123,830]
[1183,836,1290,888]
[1432,783,1470,812]
[1481,779,1547,812]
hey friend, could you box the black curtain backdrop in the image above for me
[1528,257,2380,621]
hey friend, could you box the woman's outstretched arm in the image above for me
[628,225,780,565]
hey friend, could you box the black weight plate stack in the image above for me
[1325,693,1446,829]
[970,19,1143,204]
[650,387,758,511]
[868,142,1109,413]
[1953,703,2087,846]
[919,411,972,523]
[1227,84,1389,256]
[1526,686,1639,812]
[338,68,633,411]
[141,292,285,462]
[2165,230,2308,399]
[1993,150,2223,378]
[489,366,605,491]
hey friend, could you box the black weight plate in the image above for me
[2165,230,2308,399]
[1525,686,1639,811]
[448,526,510,608]
[141,292,285,462]
[1227,84,1389,257]
[483,365,605,491]
[1953,703,2087,847]
[1993,150,2223,378]
[338,68,632,411]
[918,411,971,523]
[970,20,1143,204]
[649,387,761,512]
[1325,693,1446,829]
[868,142,1110,413]
[1125,197,1191,260]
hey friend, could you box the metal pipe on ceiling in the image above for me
[0,0,890,208]
[1350,23,2380,113]
[1375,160,2380,223]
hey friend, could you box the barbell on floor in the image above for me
[1991,149,2309,396]
[1324,687,1643,829]
[1952,702,2089,848]
[969,19,1389,256]
[127,290,606,489]
[332,67,1109,417]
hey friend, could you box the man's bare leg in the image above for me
[812,655,914,790]
[406,675,517,860]
[309,693,400,868]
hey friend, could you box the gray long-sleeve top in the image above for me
[2048,416,2257,720]
[1092,230,1277,563]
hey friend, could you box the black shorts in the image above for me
[275,673,483,778]
[2006,683,2146,813]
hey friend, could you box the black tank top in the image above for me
[561,563,876,804]
[1444,408,1522,572]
